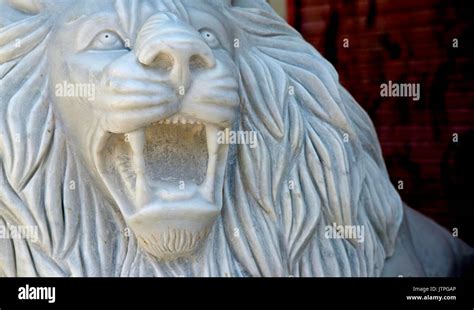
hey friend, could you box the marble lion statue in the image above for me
[0,0,472,277]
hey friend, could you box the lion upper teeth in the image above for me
[157,115,201,125]
[127,130,152,206]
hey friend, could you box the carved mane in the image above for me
[0,0,403,277]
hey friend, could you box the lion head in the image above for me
[0,0,403,277]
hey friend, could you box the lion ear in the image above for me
[7,0,43,14]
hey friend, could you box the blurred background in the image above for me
[268,0,474,245]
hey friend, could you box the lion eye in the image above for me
[199,29,220,48]
[88,31,126,51]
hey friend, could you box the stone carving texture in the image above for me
[0,0,472,277]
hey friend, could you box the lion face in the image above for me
[48,0,240,260]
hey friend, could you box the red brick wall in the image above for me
[290,0,474,243]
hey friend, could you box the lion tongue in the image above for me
[128,130,152,207]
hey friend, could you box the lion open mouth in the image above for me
[97,112,229,259]
[101,114,223,209]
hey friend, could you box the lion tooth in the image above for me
[127,129,152,207]
[165,119,170,124]
[172,118,179,124]
[189,119,195,124]
[199,123,219,202]
[180,118,186,124]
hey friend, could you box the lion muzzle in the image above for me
[135,13,216,89]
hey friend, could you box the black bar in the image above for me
[0,278,472,309]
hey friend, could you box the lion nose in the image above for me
[142,41,215,89]
[136,14,216,89]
